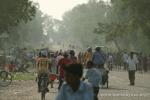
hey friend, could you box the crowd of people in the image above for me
[34,46,150,100]
[0,47,34,72]
[106,51,150,72]
[2,46,149,100]
[35,47,108,100]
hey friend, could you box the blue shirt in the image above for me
[56,81,94,100]
[85,68,102,87]
[92,51,105,65]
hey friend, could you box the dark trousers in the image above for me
[123,62,128,70]
[93,87,99,100]
[128,70,135,85]
[58,76,64,90]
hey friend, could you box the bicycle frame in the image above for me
[40,76,48,100]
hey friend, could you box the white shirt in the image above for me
[108,55,113,62]
[127,56,138,70]
[123,53,128,63]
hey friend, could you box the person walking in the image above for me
[92,47,106,68]
[83,61,102,100]
[127,52,138,86]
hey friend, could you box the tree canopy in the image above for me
[94,0,150,53]
[0,0,36,33]
[60,0,107,48]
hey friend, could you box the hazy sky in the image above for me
[33,0,109,20]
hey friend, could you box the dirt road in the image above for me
[0,71,150,100]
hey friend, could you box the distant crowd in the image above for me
[3,47,150,73]
[1,46,150,100]
[106,51,150,72]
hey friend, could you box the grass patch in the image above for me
[12,72,36,80]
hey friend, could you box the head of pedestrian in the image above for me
[40,52,47,58]
[49,52,54,57]
[38,52,42,57]
[63,52,69,58]
[86,61,94,69]
[95,46,101,52]
[64,63,83,92]
[39,50,47,58]
[59,52,62,56]
[130,51,134,58]
[69,50,75,56]
[87,47,92,52]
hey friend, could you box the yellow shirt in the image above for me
[37,57,51,74]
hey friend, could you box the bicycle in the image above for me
[0,70,12,87]
[38,74,49,100]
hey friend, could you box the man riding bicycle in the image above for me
[36,51,51,92]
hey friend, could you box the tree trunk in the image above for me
[113,39,121,52]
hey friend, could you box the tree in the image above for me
[61,0,107,48]
[6,9,45,48]
[0,0,36,33]
[109,0,150,39]
[95,0,150,53]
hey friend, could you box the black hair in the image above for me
[87,47,92,53]
[50,53,54,57]
[39,51,46,58]
[63,53,68,58]
[64,63,83,78]
[39,52,42,57]
[70,50,75,56]
[87,61,93,66]
[59,52,62,55]
[95,47,101,51]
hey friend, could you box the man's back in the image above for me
[92,51,105,65]
[37,58,50,74]
[56,81,94,100]
[58,58,71,77]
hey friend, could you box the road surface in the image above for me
[0,71,150,100]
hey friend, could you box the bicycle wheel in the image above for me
[39,74,48,100]
[0,71,12,87]
[41,91,45,100]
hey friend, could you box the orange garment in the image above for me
[84,52,92,64]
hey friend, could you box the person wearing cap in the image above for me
[56,63,94,100]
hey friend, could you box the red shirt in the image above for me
[58,58,71,78]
